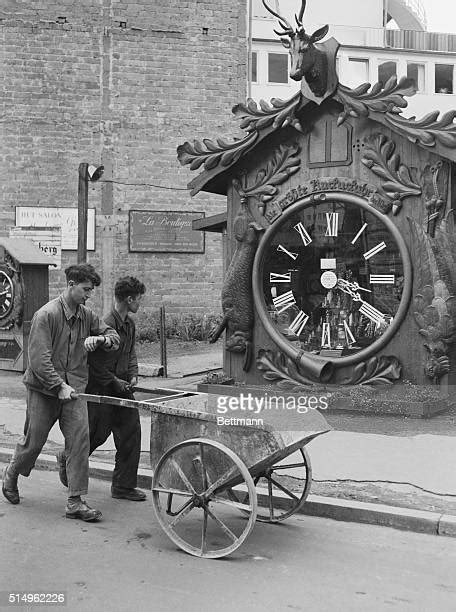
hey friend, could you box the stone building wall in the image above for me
[1,0,246,315]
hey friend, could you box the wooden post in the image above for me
[77,162,89,264]
[160,305,168,378]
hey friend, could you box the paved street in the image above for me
[1,466,456,611]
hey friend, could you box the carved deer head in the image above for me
[262,0,329,95]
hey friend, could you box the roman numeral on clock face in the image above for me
[344,321,356,345]
[272,290,296,313]
[325,212,339,237]
[321,322,331,348]
[293,222,312,246]
[277,244,298,260]
[270,272,291,283]
[288,310,309,336]
[369,274,395,284]
[363,242,386,260]
[359,301,385,325]
[351,223,368,244]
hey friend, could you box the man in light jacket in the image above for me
[2,263,120,522]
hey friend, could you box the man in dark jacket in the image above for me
[2,264,120,522]
[58,276,147,501]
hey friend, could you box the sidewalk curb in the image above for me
[1,446,453,538]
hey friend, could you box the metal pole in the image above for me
[77,162,89,263]
[246,0,253,99]
[159,305,168,377]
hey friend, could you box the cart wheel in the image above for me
[228,447,312,522]
[152,438,258,558]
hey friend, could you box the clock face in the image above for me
[0,270,14,319]
[253,193,412,367]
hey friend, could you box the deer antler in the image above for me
[295,0,306,28]
[262,0,295,37]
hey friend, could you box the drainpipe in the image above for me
[247,0,253,99]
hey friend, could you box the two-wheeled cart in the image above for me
[82,387,330,558]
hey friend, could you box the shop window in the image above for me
[407,63,425,92]
[268,53,288,83]
[435,64,453,93]
[378,61,397,87]
[346,58,369,88]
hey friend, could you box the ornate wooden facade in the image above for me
[178,1,456,401]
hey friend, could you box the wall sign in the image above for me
[0,337,22,361]
[15,207,95,251]
[9,227,62,269]
[129,211,205,253]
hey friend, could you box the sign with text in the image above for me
[9,226,62,269]
[0,337,22,361]
[129,211,205,253]
[15,207,95,251]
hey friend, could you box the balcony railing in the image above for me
[386,29,456,52]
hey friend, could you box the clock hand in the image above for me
[336,281,362,302]
[351,281,371,294]
[337,279,371,295]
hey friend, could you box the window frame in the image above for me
[434,63,454,94]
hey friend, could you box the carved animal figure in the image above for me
[209,203,261,371]
[409,214,456,384]
[262,0,329,98]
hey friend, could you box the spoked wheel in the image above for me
[151,438,258,558]
[228,447,312,523]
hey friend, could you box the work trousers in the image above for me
[11,388,89,497]
[88,387,141,490]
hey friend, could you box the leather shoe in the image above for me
[111,487,147,501]
[65,499,102,522]
[56,451,68,487]
[2,465,20,505]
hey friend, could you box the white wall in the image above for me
[250,40,456,120]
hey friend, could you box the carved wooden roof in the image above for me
[177,76,456,197]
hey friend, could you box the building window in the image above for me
[407,63,425,92]
[268,53,288,83]
[346,58,369,88]
[251,52,257,83]
[378,61,397,87]
[435,64,453,93]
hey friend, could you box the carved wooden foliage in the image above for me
[257,349,317,389]
[233,144,301,204]
[177,131,258,172]
[361,134,421,214]
[340,356,402,386]
[256,348,402,389]
[177,92,306,175]
[385,110,456,149]
[336,76,456,150]
[232,93,304,133]
[335,76,416,123]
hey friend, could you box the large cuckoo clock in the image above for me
[0,239,54,372]
[177,0,456,413]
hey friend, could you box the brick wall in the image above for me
[0,0,247,316]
